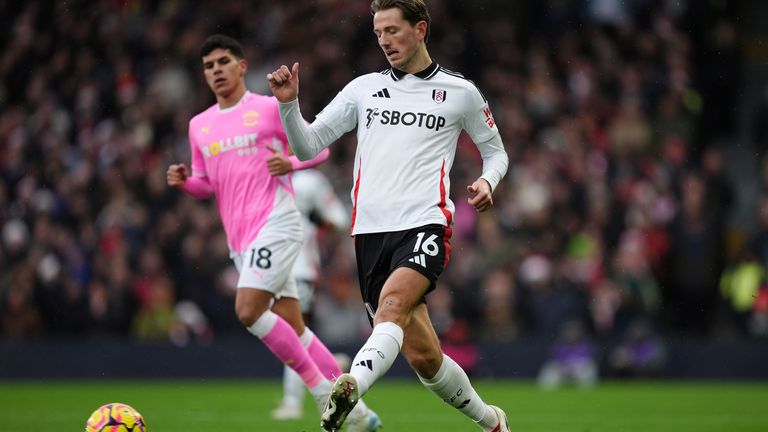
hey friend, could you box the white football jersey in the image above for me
[285,62,508,235]
[291,169,348,282]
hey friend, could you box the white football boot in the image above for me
[270,402,303,420]
[320,373,359,431]
[346,403,383,432]
[488,405,511,432]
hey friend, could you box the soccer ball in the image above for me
[85,403,147,432]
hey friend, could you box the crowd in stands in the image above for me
[2,0,763,363]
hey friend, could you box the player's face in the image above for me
[373,8,426,72]
[202,48,246,98]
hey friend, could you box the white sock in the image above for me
[281,365,305,408]
[299,327,314,347]
[350,321,403,396]
[418,354,497,429]
[308,379,332,414]
[245,309,278,338]
[300,327,373,417]
[346,398,372,425]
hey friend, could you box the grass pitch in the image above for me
[1,379,766,431]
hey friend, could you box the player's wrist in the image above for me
[479,177,493,192]
[277,97,299,106]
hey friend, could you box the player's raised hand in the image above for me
[467,178,493,212]
[265,145,293,176]
[267,62,299,103]
[167,163,189,188]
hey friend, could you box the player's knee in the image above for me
[235,304,261,327]
[235,289,272,327]
[375,294,410,325]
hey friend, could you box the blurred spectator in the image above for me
[750,195,768,268]
[87,276,137,338]
[608,319,667,378]
[517,255,586,339]
[313,269,371,346]
[441,319,480,377]
[720,245,765,337]
[478,269,519,342]
[131,275,176,342]
[170,300,214,347]
[751,289,768,337]
[696,19,742,145]
[701,146,734,273]
[537,320,598,390]
[590,279,622,337]
[753,84,768,164]
[610,228,662,334]
[666,171,722,335]
[0,265,43,339]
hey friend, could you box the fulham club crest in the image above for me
[432,89,447,104]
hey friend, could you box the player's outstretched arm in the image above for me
[266,62,341,161]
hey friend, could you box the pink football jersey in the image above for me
[187,92,296,253]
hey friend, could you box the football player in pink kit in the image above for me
[167,34,380,431]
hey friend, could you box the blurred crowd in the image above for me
[2,0,765,362]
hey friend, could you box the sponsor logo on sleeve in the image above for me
[483,106,495,128]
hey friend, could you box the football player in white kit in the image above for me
[267,1,511,431]
[271,167,350,421]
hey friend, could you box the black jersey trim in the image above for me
[438,67,488,103]
[389,62,439,81]
[438,66,465,78]
[424,64,441,79]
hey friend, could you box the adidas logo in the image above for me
[408,254,426,268]
[372,88,391,98]
[355,359,373,371]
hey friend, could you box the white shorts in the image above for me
[295,279,316,313]
[232,202,303,299]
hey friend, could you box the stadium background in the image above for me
[2,0,768,384]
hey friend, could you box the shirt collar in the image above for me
[217,90,250,113]
[390,62,439,81]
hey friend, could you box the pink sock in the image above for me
[305,329,343,380]
[255,314,325,389]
